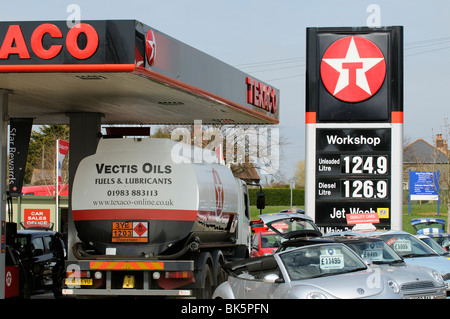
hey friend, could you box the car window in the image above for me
[420,237,448,255]
[43,235,53,253]
[379,234,438,257]
[261,233,282,248]
[278,244,367,281]
[344,241,402,264]
[31,237,45,256]
[252,235,259,249]
[268,218,318,234]
[15,236,30,255]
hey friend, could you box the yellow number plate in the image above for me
[65,278,93,286]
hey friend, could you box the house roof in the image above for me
[404,138,449,164]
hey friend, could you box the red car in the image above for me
[250,212,322,257]
[250,231,283,257]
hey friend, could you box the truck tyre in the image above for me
[211,250,226,289]
[193,264,213,299]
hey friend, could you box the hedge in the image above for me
[248,188,305,206]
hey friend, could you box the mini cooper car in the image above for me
[319,236,446,299]
[331,230,450,296]
[213,242,403,299]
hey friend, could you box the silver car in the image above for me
[213,243,403,299]
[329,229,450,295]
[328,237,447,299]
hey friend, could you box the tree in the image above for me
[25,125,69,186]
[294,160,305,188]
[167,123,287,182]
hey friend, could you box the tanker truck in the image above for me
[62,138,256,298]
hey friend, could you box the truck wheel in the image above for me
[193,264,213,299]
[211,250,226,289]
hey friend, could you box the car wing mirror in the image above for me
[263,273,283,284]
[33,248,44,256]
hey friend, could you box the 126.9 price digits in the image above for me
[342,179,388,199]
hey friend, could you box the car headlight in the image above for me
[388,280,400,294]
[306,292,327,299]
[432,270,445,285]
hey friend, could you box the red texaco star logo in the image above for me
[145,29,156,66]
[320,36,386,103]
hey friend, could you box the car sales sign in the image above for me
[305,26,403,232]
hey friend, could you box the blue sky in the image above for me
[1,0,449,180]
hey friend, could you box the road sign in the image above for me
[409,170,440,216]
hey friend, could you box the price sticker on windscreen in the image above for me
[320,249,344,270]
[393,239,411,252]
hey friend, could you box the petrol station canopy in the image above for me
[0,20,279,125]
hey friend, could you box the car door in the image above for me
[243,278,284,299]
[42,235,60,286]
[250,234,260,257]
[29,236,47,289]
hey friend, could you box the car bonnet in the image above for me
[289,268,393,298]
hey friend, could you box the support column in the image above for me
[0,90,11,299]
[391,122,404,230]
[67,113,103,260]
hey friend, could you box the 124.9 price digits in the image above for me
[342,155,388,175]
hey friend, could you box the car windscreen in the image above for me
[420,236,449,256]
[344,240,403,264]
[267,218,319,235]
[379,233,438,258]
[432,236,450,251]
[278,244,367,281]
[260,233,283,248]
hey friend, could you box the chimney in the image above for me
[436,134,444,148]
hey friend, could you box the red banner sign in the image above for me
[23,208,51,229]
[346,212,380,225]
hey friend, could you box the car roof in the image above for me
[257,212,314,224]
[323,236,386,244]
[17,230,57,237]
[280,235,385,247]
[279,237,335,248]
[417,233,450,239]
[325,229,410,238]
